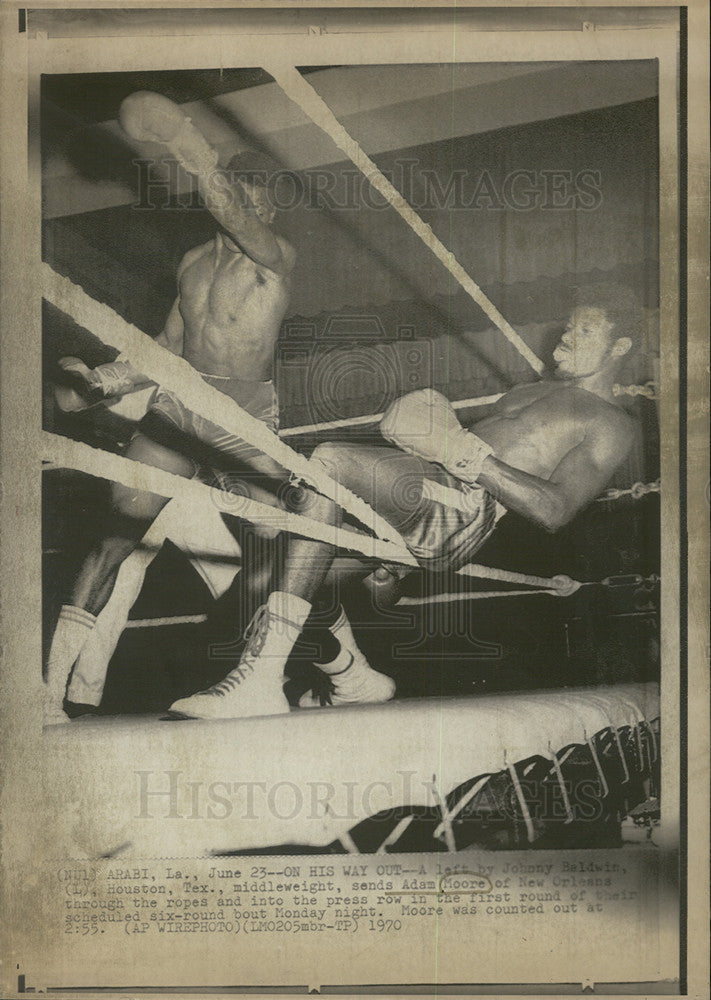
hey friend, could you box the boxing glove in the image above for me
[58,356,139,400]
[380,388,493,484]
[119,91,219,176]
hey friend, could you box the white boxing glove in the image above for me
[380,388,494,484]
[119,91,219,176]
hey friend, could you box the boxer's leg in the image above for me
[169,444,431,719]
[45,432,196,724]
[289,443,428,707]
[67,501,178,707]
[68,496,243,707]
[279,442,427,601]
[71,432,196,615]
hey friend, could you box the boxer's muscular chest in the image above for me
[178,241,289,347]
[473,381,601,477]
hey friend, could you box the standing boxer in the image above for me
[44,92,297,723]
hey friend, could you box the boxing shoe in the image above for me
[119,91,219,176]
[168,594,310,720]
[298,608,395,708]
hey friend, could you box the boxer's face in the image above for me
[553,307,617,377]
[240,180,275,225]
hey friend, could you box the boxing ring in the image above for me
[40,75,662,856]
[43,683,660,858]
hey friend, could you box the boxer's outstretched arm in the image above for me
[119,91,295,276]
[199,173,295,275]
[56,291,185,410]
[477,415,634,532]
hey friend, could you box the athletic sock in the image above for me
[45,605,97,709]
[316,604,358,676]
[317,608,362,676]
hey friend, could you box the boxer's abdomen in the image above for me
[178,240,289,381]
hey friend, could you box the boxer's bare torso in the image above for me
[471,378,634,481]
[175,232,294,381]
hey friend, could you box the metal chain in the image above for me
[612,381,659,400]
[596,479,660,502]
[599,572,660,589]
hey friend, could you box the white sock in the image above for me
[46,605,97,703]
[267,591,312,628]
[68,548,154,706]
[300,607,395,708]
[315,607,365,676]
[315,644,352,677]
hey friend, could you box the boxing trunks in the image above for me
[139,373,279,473]
[399,466,505,572]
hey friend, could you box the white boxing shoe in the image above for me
[299,609,396,709]
[168,604,294,720]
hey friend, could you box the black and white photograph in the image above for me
[1,3,708,995]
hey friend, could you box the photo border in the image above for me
[1,2,708,996]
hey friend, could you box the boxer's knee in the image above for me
[310,441,346,476]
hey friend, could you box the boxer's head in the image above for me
[553,283,643,378]
[227,150,280,224]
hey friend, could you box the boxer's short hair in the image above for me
[226,150,281,190]
[573,282,645,351]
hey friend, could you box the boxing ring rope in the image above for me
[83,569,659,630]
[44,431,602,603]
[612,380,659,400]
[457,563,580,593]
[596,478,660,502]
[279,393,506,438]
[40,264,407,551]
[42,431,418,566]
[268,65,546,377]
[124,614,206,629]
[279,390,657,440]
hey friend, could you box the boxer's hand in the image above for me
[54,357,103,411]
[119,91,219,176]
[57,356,138,401]
[119,91,187,143]
[380,388,493,483]
[380,389,457,463]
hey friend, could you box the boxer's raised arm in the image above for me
[477,415,635,532]
[199,173,295,275]
[119,91,294,276]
